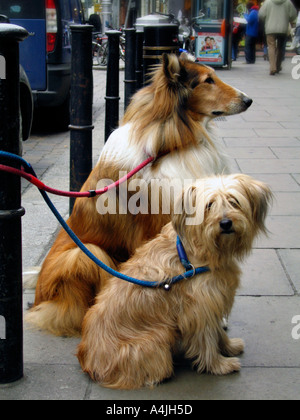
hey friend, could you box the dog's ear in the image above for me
[238,175,273,234]
[172,183,204,233]
[172,186,194,238]
[179,51,196,62]
[162,53,200,91]
[251,181,273,234]
[172,184,204,252]
[162,53,182,86]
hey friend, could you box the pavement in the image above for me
[1,55,300,401]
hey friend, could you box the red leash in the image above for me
[0,155,154,198]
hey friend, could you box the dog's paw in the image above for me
[209,356,241,375]
[225,338,245,357]
[221,316,228,330]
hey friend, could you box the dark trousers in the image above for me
[232,40,239,60]
[245,35,257,63]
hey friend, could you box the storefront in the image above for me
[233,0,263,16]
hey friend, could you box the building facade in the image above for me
[90,0,298,31]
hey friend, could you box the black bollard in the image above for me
[69,25,94,215]
[124,28,136,110]
[143,24,179,85]
[0,23,28,384]
[105,30,121,142]
[135,31,144,90]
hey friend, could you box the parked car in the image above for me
[20,65,33,141]
[0,15,33,141]
[0,0,87,129]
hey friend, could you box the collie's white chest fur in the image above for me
[100,122,230,185]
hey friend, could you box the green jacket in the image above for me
[259,0,297,35]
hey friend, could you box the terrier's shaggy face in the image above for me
[173,174,272,268]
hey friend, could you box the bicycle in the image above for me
[92,32,108,67]
[92,31,125,67]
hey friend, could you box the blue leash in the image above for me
[0,150,209,290]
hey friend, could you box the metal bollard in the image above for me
[124,28,136,110]
[135,31,144,90]
[0,23,28,384]
[105,30,121,142]
[143,24,179,85]
[69,25,94,215]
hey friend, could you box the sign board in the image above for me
[195,32,224,64]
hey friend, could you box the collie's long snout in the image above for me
[228,92,253,115]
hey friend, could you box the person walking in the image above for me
[232,19,244,60]
[259,0,297,75]
[244,2,260,63]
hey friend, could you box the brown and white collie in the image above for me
[26,53,252,336]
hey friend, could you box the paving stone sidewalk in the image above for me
[1,56,299,400]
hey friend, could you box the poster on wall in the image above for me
[196,32,224,63]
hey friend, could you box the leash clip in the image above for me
[184,263,196,277]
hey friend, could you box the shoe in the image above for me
[276,67,282,73]
[270,71,276,76]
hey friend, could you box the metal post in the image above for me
[101,0,112,32]
[124,28,136,110]
[105,30,121,142]
[225,0,233,69]
[143,24,179,85]
[69,25,94,215]
[0,23,28,384]
[135,31,144,90]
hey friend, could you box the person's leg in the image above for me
[267,34,276,74]
[245,35,250,63]
[232,39,238,60]
[250,36,256,63]
[276,34,287,72]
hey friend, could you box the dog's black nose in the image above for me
[220,218,233,231]
[243,96,253,109]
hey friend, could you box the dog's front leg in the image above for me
[190,326,242,376]
[218,328,245,357]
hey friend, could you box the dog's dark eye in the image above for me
[229,199,240,209]
[205,77,215,84]
[206,202,213,211]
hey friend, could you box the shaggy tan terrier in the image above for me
[77,174,272,389]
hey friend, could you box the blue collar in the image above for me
[176,235,194,272]
[156,235,210,291]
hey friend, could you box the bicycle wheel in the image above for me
[119,42,125,61]
[99,44,108,66]
[92,42,101,66]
